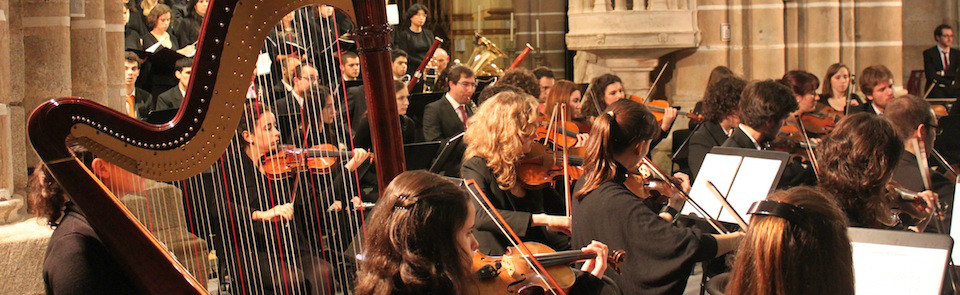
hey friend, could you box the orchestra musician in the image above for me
[542,79,588,132]
[31,160,139,295]
[886,95,955,223]
[534,66,556,102]
[498,68,542,101]
[461,90,572,255]
[725,186,855,295]
[355,170,610,295]
[571,99,744,295]
[580,73,678,146]
[816,113,938,231]
[688,66,735,129]
[850,65,895,115]
[422,65,476,142]
[923,24,960,104]
[392,4,435,77]
[819,63,862,112]
[686,76,746,179]
[779,70,820,116]
[352,80,420,202]
[722,80,815,188]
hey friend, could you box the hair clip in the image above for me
[606,111,615,118]
[394,194,413,210]
[747,200,807,224]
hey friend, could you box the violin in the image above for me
[623,166,675,208]
[800,105,841,135]
[518,143,585,189]
[468,242,625,295]
[535,118,582,149]
[260,144,370,179]
[628,95,704,123]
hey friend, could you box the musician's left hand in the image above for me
[579,241,609,279]
[328,201,343,212]
[344,148,370,171]
[660,107,678,132]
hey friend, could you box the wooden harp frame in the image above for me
[27,0,404,293]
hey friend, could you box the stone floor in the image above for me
[0,216,53,295]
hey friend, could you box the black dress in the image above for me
[43,203,139,295]
[571,164,718,295]
[392,26,435,76]
[460,156,571,255]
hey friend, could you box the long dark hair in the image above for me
[726,186,854,295]
[820,63,849,100]
[28,164,66,226]
[701,76,746,123]
[575,99,659,199]
[580,73,623,118]
[355,170,473,295]
[236,101,272,153]
[702,66,735,99]
[779,70,820,96]
[816,113,902,228]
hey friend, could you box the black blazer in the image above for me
[923,46,960,89]
[461,156,570,255]
[344,85,367,132]
[131,87,155,120]
[721,127,816,189]
[422,95,473,141]
[848,102,879,115]
[688,121,729,179]
[892,150,955,211]
[155,86,183,111]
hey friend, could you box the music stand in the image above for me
[682,147,789,224]
[403,141,442,171]
[145,108,180,124]
[429,133,464,175]
[407,92,445,125]
[470,76,498,105]
[849,227,953,295]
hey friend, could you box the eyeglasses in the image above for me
[929,123,943,136]
[457,81,477,88]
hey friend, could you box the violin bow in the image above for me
[464,179,568,295]
[794,115,821,180]
[844,74,856,116]
[640,157,730,234]
[642,61,670,103]
[560,105,573,217]
[932,148,959,179]
[704,181,749,231]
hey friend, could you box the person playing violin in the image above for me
[780,70,821,117]
[687,76,746,179]
[725,186,855,295]
[572,99,744,295]
[817,113,938,231]
[886,95,955,229]
[461,91,573,255]
[542,79,590,146]
[722,80,816,188]
[355,170,610,295]
[850,65,895,115]
[819,63,862,112]
[580,73,678,146]
[352,80,420,202]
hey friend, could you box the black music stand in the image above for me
[682,147,789,225]
[404,141,442,171]
[145,108,180,124]
[470,76,498,105]
[407,92,445,125]
[429,133,465,176]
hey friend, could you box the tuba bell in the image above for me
[465,33,506,76]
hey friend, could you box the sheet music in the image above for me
[952,181,960,262]
[852,242,948,295]
[719,157,782,223]
[145,40,163,53]
[256,53,272,76]
[684,153,742,219]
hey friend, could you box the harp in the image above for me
[27,0,403,294]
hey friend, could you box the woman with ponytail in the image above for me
[571,99,744,295]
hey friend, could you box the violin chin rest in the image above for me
[476,263,500,280]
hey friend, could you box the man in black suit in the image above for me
[687,77,746,179]
[886,95,954,228]
[923,24,960,106]
[155,58,193,111]
[422,65,476,176]
[273,63,327,146]
[422,65,477,141]
[850,65,895,115]
[123,52,154,119]
[722,80,815,188]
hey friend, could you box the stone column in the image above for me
[0,0,11,199]
[21,0,72,169]
[104,0,124,111]
[70,0,108,106]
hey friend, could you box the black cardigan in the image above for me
[460,156,570,255]
[571,164,718,295]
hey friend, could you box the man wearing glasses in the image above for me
[887,95,954,229]
[923,24,960,107]
[422,65,477,142]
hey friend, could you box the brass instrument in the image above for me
[465,33,506,76]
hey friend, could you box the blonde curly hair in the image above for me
[464,91,539,190]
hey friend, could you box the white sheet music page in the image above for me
[852,242,948,295]
[952,180,960,262]
[720,157,782,223]
[685,153,742,219]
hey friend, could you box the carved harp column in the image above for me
[27,0,402,293]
